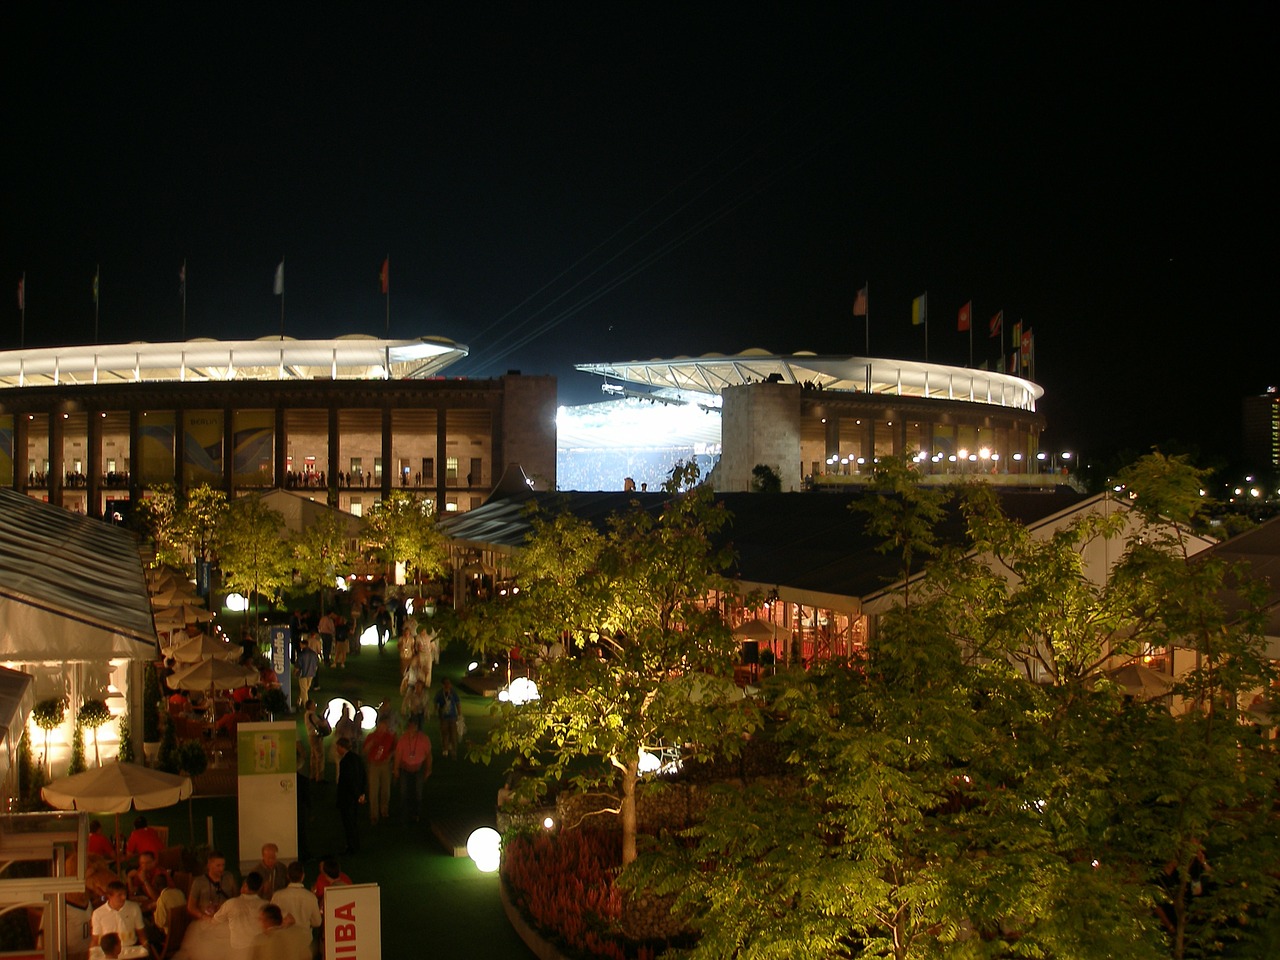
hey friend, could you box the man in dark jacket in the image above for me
[334,737,367,855]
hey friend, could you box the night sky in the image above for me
[5,5,1274,468]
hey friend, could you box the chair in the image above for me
[155,903,190,960]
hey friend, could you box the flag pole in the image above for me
[924,292,929,363]
[181,259,187,340]
[969,302,974,368]
[864,282,869,355]
[94,264,100,344]
[384,254,390,338]
[19,272,25,349]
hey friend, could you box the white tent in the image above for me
[0,489,156,660]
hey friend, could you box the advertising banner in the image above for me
[236,721,298,867]
[324,883,382,960]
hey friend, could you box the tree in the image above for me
[465,462,757,866]
[32,697,66,777]
[216,495,291,624]
[750,463,782,494]
[177,483,228,564]
[130,484,183,568]
[291,508,358,612]
[361,491,447,585]
[77,700,112,767]
[634,453,1279,959]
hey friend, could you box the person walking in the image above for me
[333,737,367,855]
[433,677,461,759]
[392,717,432,822]
[295,638,319,707]
[362,717,396,825]
[304,701,330,783]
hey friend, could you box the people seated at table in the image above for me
[187,850,238,920]
[270,860,321,932]
[125,815,165,859]
[87,819,117,859]
[126,850,169,912]
[311,856,351,905]
[250,843,289,899]
[212,871,268,959]
[96,931,123,958]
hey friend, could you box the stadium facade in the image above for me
[0,335,557,518]
[577,350,1048,491]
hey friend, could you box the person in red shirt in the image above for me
[393,717,432,823]
[124,816,165,859]
[361,717,397,825]
[311,857,351,905]
[87,820,116,860]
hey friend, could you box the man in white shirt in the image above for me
[212,872,268,959]
[91,880,147,951]
[269,861,321,933]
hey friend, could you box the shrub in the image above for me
[32,697,66,774]
[78,699,112,766]
[177,741,208,777]
[143,662,162,742]
[117,714,135,764]
[69,723,87,774]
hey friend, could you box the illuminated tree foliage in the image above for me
[466,463,757,866]
[216,495,290,611]
[131,483,183,568]
[291,507,360,611]
[634,454,1278,960]
[361,491,447,585]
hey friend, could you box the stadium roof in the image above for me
[577,349,1043,410]
[0,334,468,388]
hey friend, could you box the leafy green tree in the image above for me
[291,508,359,612]
[634,453,1278,959]
[216,495,291,620]
[131,484,184,568]
[77,700,112,767]
[361,491,447,585]
[466,463,756,866]
[177,483,228,564]
[32,697,66,776]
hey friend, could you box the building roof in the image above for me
[1199,514,1280,654]
[0,335,468,389]
[438,486,1090,610]
[576,349,1042,411]
[0,490,156,659]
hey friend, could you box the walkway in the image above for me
[153,634,534,958]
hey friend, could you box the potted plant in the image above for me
[117,714,135,764]
[78,700,112,767]
[32,697,66,777]
[177,741,208,778]
[69,721,87,774]
[142,662,162,765]
[260,687,289,721]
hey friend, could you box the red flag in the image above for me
[957,300,971,332]
[1021,327,1032,368]
[988,309,1003,338]
[852,284,868,317]
[379,258,389,295]
[16,277,23,311]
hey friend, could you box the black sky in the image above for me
[5,4,1275,467]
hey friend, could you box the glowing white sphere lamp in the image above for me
[467,827,501,873]
[226,593,248,612]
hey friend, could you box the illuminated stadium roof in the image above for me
[0,335,468,388]
[578,349,1042,410]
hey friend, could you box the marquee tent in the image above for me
[0,489,156,660]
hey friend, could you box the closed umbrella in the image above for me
[167,658,258,690]
[732,620,776,641]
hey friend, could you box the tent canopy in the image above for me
[0,489,156,660]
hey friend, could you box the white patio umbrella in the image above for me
[42,762,194,867]
[166,658,258,690]
[732,620,777,641]
[168,634,239,663]
[1105,662,1174,700]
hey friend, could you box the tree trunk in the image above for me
[621,759,639,866]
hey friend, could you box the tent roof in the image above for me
[256,488,365,537]
[438,486,1091,606]
[0,665,34,742]
[0,490,156,659]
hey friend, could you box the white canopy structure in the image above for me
[0,334,468,389]
[0,489,155,659]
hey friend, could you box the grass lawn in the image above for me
[141,631,534,958]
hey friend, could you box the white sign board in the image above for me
[236,720,299,867]
[324,882,382,960]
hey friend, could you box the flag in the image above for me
[1011,320,1022,351]
[957,300,971,332]
[1021,327,1032,370]
[92,267,99,304]
[179,261,186,297]
[379,258,389,295]
[911,292,927,326]
[852,284,868,317]
[273,261,284,296]
[16,277,23,311]
[989,309,1003,338]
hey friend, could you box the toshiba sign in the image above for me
[324,883,382,959]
